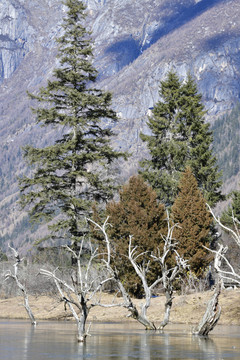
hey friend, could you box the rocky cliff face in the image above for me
[0,0,30,81]
[0,0,239,250]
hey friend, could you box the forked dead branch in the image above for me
[40,238,123,342]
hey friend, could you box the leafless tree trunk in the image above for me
[127,235,162,329]
[40,239,115,342]
[193,279,222,336]
[118,277,157,329]
[192,244,226,336]
[5,245,36,325]
[87,217,160,329]
[193,205,240,336]
[152,211,188,329]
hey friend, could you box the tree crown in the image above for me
[140,70,223,207]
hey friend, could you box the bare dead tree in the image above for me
[87,217,159,329]
[87,216,187,331]
[152,211,188,330]
[128,235,163,329]
[40,238,116,342]
[192,244,226,336]
[4,245,36,325]
[193,204,240,336]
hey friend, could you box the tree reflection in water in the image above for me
[1,321,240,359]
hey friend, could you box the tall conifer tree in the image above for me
[19,0,125,245]
[171,167,213,275]
[140,71,223,207]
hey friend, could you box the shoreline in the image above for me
[1,289,240,325]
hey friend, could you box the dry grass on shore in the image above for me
[0,289,240,326]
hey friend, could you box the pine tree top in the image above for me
[140,70,223,207]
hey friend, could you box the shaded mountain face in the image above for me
[0,0,240,251]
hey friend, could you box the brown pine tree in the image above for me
[106,175,167,297]
[171,167,213,276]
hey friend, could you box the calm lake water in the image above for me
[0,320,240,360]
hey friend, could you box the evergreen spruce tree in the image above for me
[106,175,167,298]
[140,71,223,207]
[19,0,126,246]
[171,167,213,276]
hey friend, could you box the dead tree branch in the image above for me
[5,245,36,325]
[40,236,118,342]
[206,204,240,287]
[127,235,161,330]
[152,211,188,330]
[192,244,227,336]
[193,205,240,336]
[203,244,240,286]
[206,204,240,247]
[87,217,159,329]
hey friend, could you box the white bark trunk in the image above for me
[117,279,156,330]
[159,287,173,330]
[151,212,188,330]
[44,269,89,342]
[5,246,36,325]
[23,293,37,326]
[192,244,225,336]
[76,306,89,342]
[192,279,222,336]
[40,238,114,342]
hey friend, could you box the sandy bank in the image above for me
[1,289,240,326]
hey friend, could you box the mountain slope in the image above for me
[0,0,239,251]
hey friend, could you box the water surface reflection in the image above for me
[0,320,240,359]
